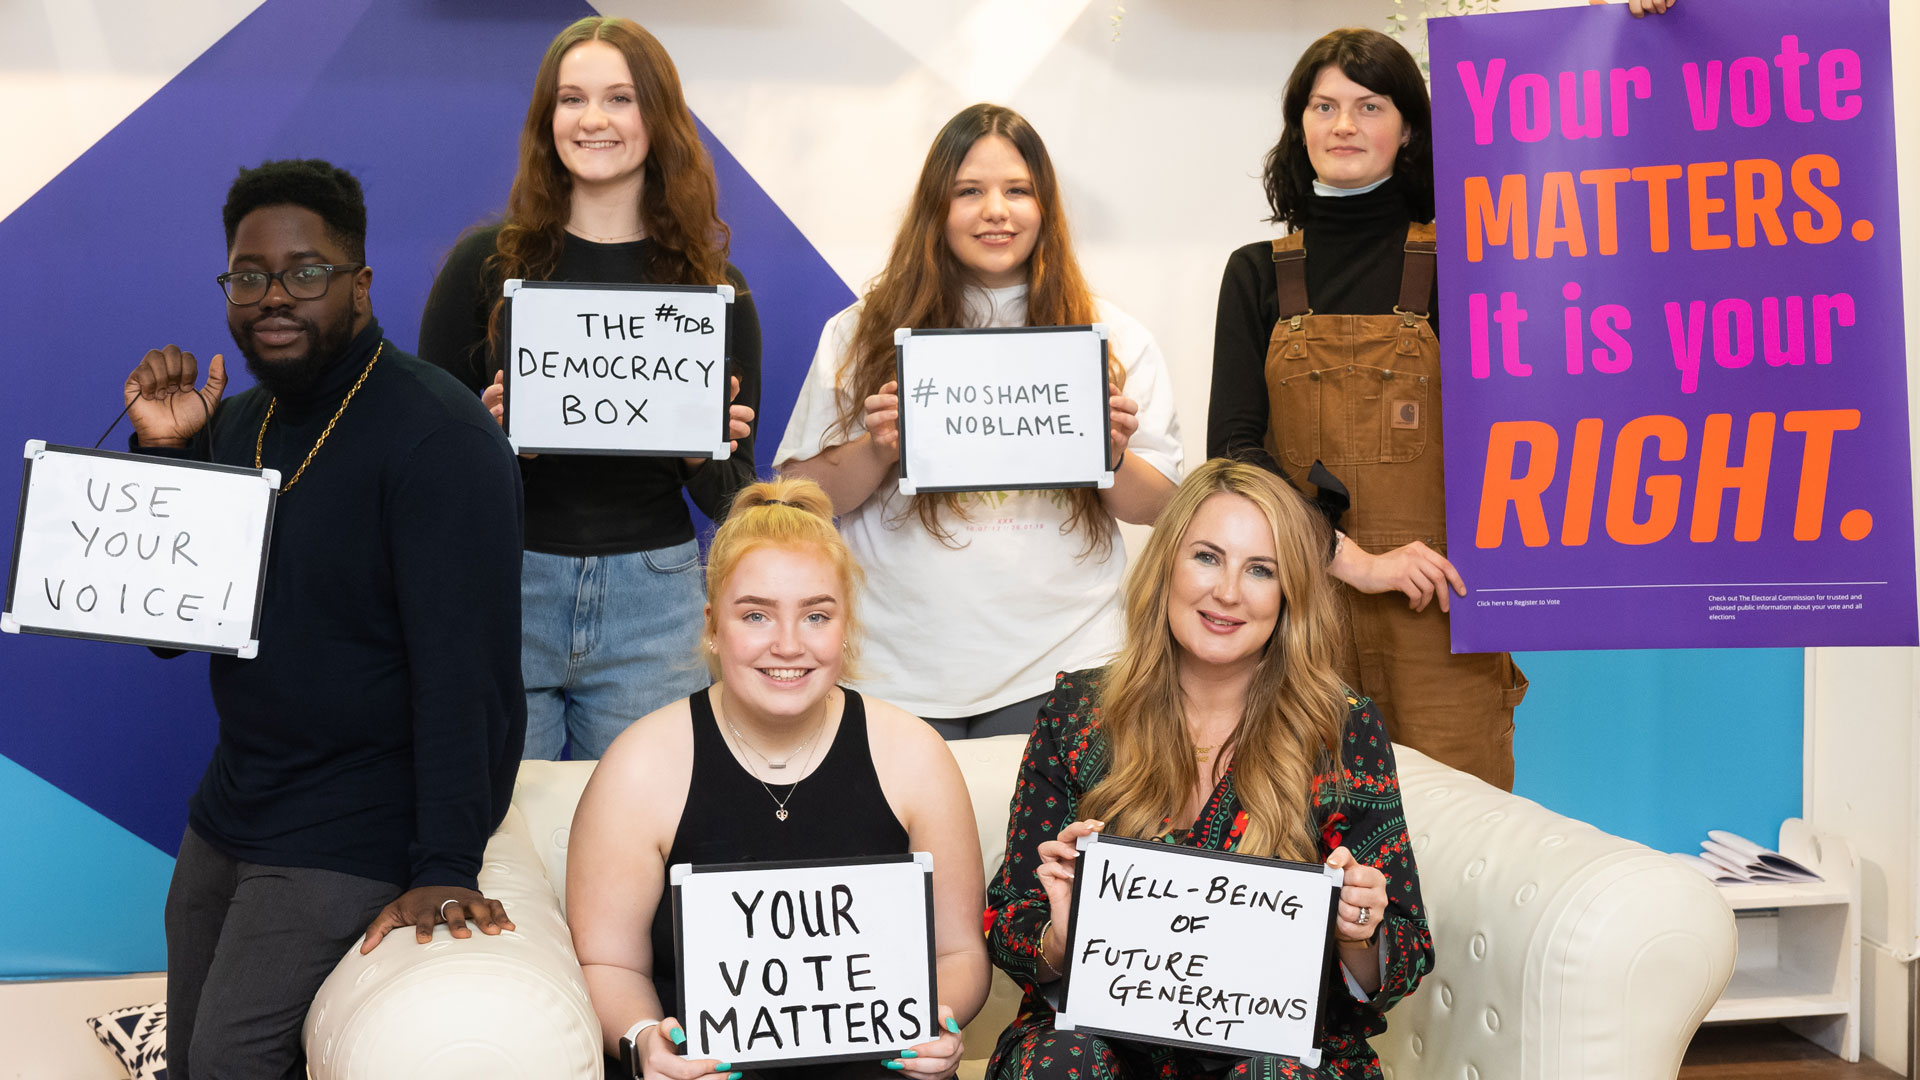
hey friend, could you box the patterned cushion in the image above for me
[86,1002,168,1080]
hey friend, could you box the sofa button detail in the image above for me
[1484,1008,1500,1032]
[1439,983,1453,1008]
[1478,811,1505,825]
[1514,882,1539,905]
[1411,1035,1424,1055]
[1539,833,1565,848]
[355,962,382,986]
[1464,1065,1480,1080]
[1470,933,1487,960]
[553,828,570,849]
[1464,858,1486,880]
[1411,833,1430,853]
[1426,787,1451,800]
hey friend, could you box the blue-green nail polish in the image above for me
[884,1062,905,1071]
[729,1073,743,1080]
[899,1049,918,1058]
[714,1065,731,1072]
[945,1016,962,1033]
[668,1026,686,1046]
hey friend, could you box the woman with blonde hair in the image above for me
[421,15,757,760]
[777,102,1183,739]
[984,459,1431,1079]
[568,476,989,1079]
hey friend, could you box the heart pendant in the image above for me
[776,808,789,821]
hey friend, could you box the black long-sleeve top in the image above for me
[1208,176,1440,476]
[418,226,762,555]
[141,322,526,890]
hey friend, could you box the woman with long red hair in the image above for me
[777,103,1184,738]
[421,16,757,761]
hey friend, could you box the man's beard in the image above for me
[235,310,357,398]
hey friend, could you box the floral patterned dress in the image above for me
[983,670,1433,1080]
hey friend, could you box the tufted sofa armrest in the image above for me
[1378,746,1737,1080]
[305,774,603,1080]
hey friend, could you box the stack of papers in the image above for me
[1672,831,1821,885]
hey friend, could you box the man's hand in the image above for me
[359,886,514,953]
[124,345,227,448]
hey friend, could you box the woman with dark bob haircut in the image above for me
[1208,7,1675,794]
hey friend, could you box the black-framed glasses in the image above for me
[215,263,362,305]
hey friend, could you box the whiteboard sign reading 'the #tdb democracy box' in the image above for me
[502,279,732,458]
[894,324,1112,495]
[4,442,277,657]
[1057,833,1343,1067]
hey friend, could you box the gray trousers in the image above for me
[165,827,399,1080]
[922,689,1052,741]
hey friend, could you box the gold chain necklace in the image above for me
[254,344,382,493]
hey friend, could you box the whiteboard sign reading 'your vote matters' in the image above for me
[894,324,1112,495]
[502,280,732,457]
[1058,833,1343,1066]
[673,854,937,1068]
[4,442,276,657]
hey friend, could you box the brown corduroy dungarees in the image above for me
[1264,224,1527,790]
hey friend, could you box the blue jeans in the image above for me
[520,541,708,760]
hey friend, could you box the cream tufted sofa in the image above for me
[304,736,1736,1079]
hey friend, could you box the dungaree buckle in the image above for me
[1289,309,1312,332]
[1392,305,1429,328]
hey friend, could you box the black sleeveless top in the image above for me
[647,686,912,1016]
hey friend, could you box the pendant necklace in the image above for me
[720,692,828,821]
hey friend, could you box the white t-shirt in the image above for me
[775,283,1184,717]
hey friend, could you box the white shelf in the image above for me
[1707,965,1853,1022]
[1718,880,1850,909]
[1698,819,1860,1062]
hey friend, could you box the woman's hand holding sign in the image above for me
[1330,536,1467,613]
[1098,384,1174,525]
[125,345,227,449]
[1034,818,1103,982]
[637,1019,737,1080]
[684,376,754,472]
[885,1005,965,1077]
[1326,846,1386,995]
[864,380,903,459]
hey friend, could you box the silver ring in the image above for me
[1356,906,1371,926]
[439,898,461,921]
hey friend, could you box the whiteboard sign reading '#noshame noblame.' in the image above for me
[502,279,732,457]
[673,854,938,1068]
[4,442,277,657]
[1058,833,1343,1067]
[895,324,1113,495]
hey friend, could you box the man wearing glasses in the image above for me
[122,159,526,1079]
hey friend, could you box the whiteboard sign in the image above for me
[672,854,938,1068]
[894,325,1113,495]
[1057,833,1342,1066]
[502,279,733,458]
[4,441,277,657]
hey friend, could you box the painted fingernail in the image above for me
[668,1026,686,1045]
[884,1062,905,1071]
[729,1074,743,1080]
[946,1016,962,1033]
[715,1065,731,1072]
[899,1049,919,1058]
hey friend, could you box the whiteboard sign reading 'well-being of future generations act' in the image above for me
[1058,834,1343,1066]
[673,854,938,1068]
[4,442,277,657]
[894,324,1112,495]
[502,280,732,458]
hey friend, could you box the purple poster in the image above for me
[1430,0,1915,651]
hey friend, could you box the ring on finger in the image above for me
[1356,906,1371,926]
[439,898,461,921]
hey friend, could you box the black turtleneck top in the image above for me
[138,321,526,889]
[418,226,762,555]
[1207,175,1440,476]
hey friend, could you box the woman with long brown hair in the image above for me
[983,459,1431,1079]
[420,16,757,761]
[776,103,1183,739]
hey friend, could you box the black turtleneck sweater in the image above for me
[1207,176,1440,476]
[139,321,526,889]
[418,226,762,555]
